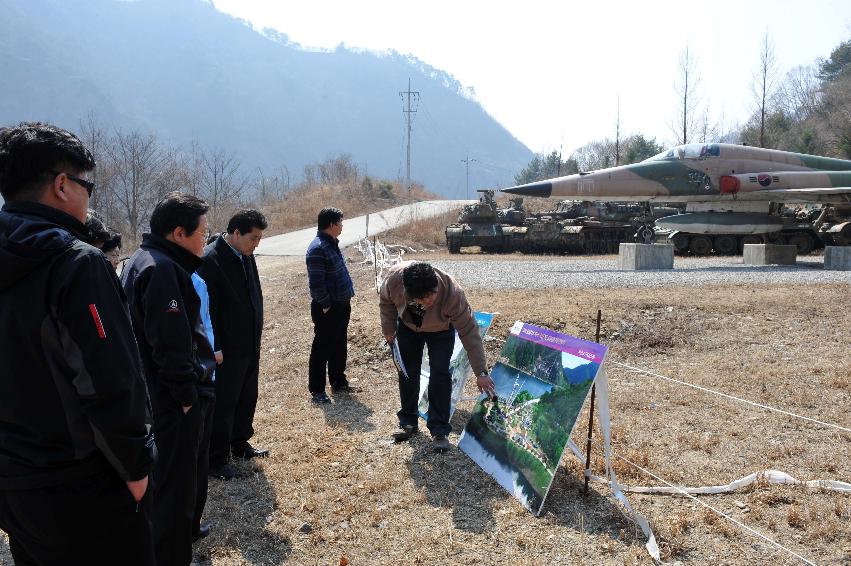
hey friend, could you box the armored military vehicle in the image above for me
[815,204,851,247]
[445,191,655,254]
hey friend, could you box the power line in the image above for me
[399,78,420,193]
[461,154,478,200]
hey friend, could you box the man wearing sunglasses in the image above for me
[0,122,155,565]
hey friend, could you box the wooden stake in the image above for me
[584,309,602,494]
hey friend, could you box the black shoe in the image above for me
[392,424,418,442]
[192,523,211,542]
[233,443,269,460]
[311,392,331,404]
[331,383,358,394]
[432,435,450,453]
[209,463,239,480]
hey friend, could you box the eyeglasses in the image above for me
[51,171,95,197]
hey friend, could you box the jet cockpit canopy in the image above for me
[645,143,722,162]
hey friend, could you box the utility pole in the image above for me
[461,154,478,200]
[399,78,420,194]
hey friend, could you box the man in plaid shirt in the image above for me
[305,207,355,403]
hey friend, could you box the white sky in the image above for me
[211,0,851,156]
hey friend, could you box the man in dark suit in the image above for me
[199,209,268,480]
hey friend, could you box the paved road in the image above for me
[255,200,471,256]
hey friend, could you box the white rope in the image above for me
[490,337,850,434]
[566,438,851,495]
[611,452,819,566]
[356,237,403,291]
[609,360,851,434]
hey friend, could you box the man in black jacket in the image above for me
[0,122,155,565]
[199,209,267,480]
[122,192,216,565]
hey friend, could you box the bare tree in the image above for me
[180,138,205,197]
[199,148,246,232]
[751,32,780,147]
[303,164,317,188]
[106,130,169,241]
[819,73,851,158]
[78,113,120,227]
[778,64,821,121]
[671,45,701,145]
[318,154,359,185]
[614,95,622,165]
[278,164,291,198]
[571,139,616,172]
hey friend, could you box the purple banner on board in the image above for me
[509,321,607,363]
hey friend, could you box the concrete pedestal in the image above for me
[618,243,674,270]
[824,246,851,271]
[743,244,797,265]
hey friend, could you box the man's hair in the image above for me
[402,262,439,299]
[85,210,110,247]
[149,192,210,238]
[102,232,122,254]
[317,207,343,230]
[227,209,268,235]
[0,122,95,201]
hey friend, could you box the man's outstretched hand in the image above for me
[476,373,496,399]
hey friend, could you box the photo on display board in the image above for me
[458,321,607,515]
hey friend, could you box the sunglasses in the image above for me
[51,171,95,197]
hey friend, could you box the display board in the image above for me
[458,321,607,515]
[418,311,496,420]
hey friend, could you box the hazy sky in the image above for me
[212,0,850,156]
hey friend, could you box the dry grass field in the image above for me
[204,251,848,565]
[2,247,849,566]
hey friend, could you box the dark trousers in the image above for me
[151,398,203,566]
[0,468,154,566]
[308,300,351,394]
[210,354,259,468]
[193,389,215,535]
[395,320,456,437]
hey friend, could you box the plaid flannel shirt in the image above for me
[306,231,355,308]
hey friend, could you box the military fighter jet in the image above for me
[501,143,851,253]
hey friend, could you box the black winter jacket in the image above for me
[121,233,214,413]
[0,201,155,489]
[198,235,263,356]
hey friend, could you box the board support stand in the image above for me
[584,309,602,494]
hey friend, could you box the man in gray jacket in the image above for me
[379,261,495,452]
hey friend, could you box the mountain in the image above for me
[0,0,533,198]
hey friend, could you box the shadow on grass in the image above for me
[404,437,505,535]
[542,467,637,542]
[405,407,637,545]
[317,392,376,433]
[401,407,504,534]
[193,465,291,565]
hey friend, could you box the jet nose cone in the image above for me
[501,181,553,198]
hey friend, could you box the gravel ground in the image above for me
[431,255,851,289]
